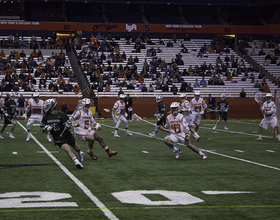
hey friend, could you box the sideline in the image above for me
[17,121,119,220]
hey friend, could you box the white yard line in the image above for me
[17,121,119,220]
[101,123,280,171]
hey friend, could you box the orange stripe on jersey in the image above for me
[75,133,88,137]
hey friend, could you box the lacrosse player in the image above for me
[189,90,207,132]
[41,99,84,169]
[112,94,133,137]
[0,92,17,139]
[213,94,229,130]
[72,98,118,159]
[255,93,280,141]
[149,95,166,138]
[160,102,207,159]
[24,92,52,142]
[180,93,200,142]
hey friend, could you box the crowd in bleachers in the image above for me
[0,32,278,97]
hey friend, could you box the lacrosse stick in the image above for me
[207,109,226,112]
[60,100,85,137]
[254,91,264,105]
[104,108,111,113]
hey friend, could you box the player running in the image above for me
[24,92,52,142]
[72,98,118,159]
[189,90,207,132]
[180,93,200,142]
[0,92,17,139]
[41,99,84,169]
[160,102,207,160]
[112,94,133,137]
[255,93,280,141]
[149,95,166,138]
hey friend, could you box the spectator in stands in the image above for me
[60,101,70,114]
[193,78,200,88]
[258,49,266,56]
[262,83,270,93]
[162,82,169,92]
[268,40,275,49]
[158,39,165,45]
[263,59,269,66]
[166,40,173,47]
[197,51,203,58]
[240,88,247,97]
[270,55,277,64]
[127,83,135,90]
[181,45,188,53]
[148,83,154,92]
[73,84,80,94]
[186,83,193,92]
[118,87,124,97]
[141,83,148,92]
[200,76,207,86]
[184,34,190,41]
[170,84,178,95]
[105,83,111,92]
[254,80,262,91]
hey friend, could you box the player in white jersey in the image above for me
[112,94,133,137]
[72,98,118,159]
[0,94,5,119]
[189,90,207,132]
[255,93,280,141]
[23,93,51,142]
[159,102,207,159]
[180,93,200,142]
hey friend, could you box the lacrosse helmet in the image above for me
[156,95,163,103]
[119,94,125,102]
[170,102,180,116]
[194,90,200,96]
[33,92,40,102]
[180,93,186,101]
[82,98,91,110]
[10,92,15,100]
[221,94,226,100]
[266,93,272,97]
[44,99,57,113]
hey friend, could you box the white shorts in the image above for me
[259,117,278,130]
[192,113,202,125]
[185,115,194,127]
[27,116,43,129]
[169,133,186,147]
[74,129,96,142]
[112,114,127,123]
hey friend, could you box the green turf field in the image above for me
[0,118,279,220]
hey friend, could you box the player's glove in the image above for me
[200,110,204,115]
[72,121,80,127]
[64,120,72,129]
[124,112,128,118]
[159,126,164,131]
[22,114,27,119]
[95,123,101,130]
[185,133,191,141]
[44,125,53,132]
[4,112,9,117]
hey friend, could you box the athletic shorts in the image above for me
[259,117,278,130]
[53,130,77,148]
[219,113,228,121]
[74,129,96,142]
[4,116,14,124]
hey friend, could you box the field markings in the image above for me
[17,121,119,220]
[101,123,280,172]
[266,150,275,153]
[235,150,244,153]
[142,151,149,154]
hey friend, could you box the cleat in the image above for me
[87,150,97,160]
[175,148,181,159]
[0,135,3,139]
[195,135,200,142]
[9,133,15,139]
[26,135,30,141]
[126,132,133,136]
[78,151,84,162]
[224,127,228,130]
[213,125,217,130]
[278,138,280,142]
[149,133,156,138]
[201,153,207,160]
[108,150,118,157]
[255,138,262,141]
[47,135,52,142]
[75,162,84,169]
[114,134,120,137]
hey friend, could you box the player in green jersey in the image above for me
[41,99,84,169]
[149,95,166,138]
[213,94,229,130]
[0,92,17,139]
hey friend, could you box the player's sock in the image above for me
[259,134,262,139]
[173,146,178,152]
[104,146,109,152]
[198,151,203,156]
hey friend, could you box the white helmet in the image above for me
[44,99,57,113]
[180,93,186,99]
[83,98,91,105]
[221,94,226,100]
[119,94,125,99]
[156,95,163,103]
[33,92,40,98]
[10,92,15,100]
[170,102,180,116]
[194,90,200,96]
[266,93,272,97]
